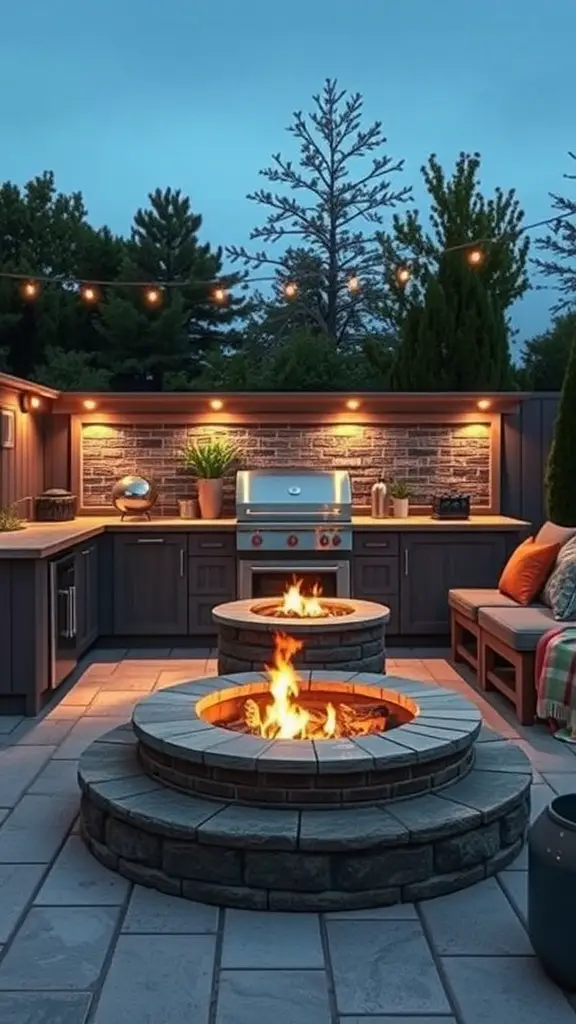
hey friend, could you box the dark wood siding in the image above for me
[501,394,560,527]
[0,387,46,513]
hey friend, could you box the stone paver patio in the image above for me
[0,647,576,1024]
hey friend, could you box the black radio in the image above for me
[431,494,471,520]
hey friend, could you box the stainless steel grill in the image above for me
[235,469,353,553]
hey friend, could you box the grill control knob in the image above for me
[332,533,342,547]
[287,534,299,548]
[252,533,263,547]
[319,533,330,547]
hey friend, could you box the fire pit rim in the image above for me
[212,597,391,633]
[131,673,482,775]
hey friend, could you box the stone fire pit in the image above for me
[78,666,531,912]
[213,596,389,676]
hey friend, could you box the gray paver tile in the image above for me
[419,876,532,955]
[216,970,332,1024]
[0,864,47,943]
[0,716,24,735]
[0,795,77,863]
[326,903,418,920]
[517,736,576,774]
[338,1019,456,1024]
[221,909,324,969]
[0,906,120,990]
[0,992,92,1024]
[530,782,556,821]
[327,920,450,1016]
[499,870,528,922]
[92,934,215,1023]
[442,955,576,1023]
[34,836,129,906]
[14,719,76,747]
[122,885,218,932]
[52,718,127,759]
[27,759,80,797]
[0,747,56,807]
[542,772,576,795]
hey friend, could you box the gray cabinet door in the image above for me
[188,556,236,634]
[400,532,510,635]
[113,535,188,635]
[76,543,99,654]
[352,555,400,633]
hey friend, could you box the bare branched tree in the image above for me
[226,78,411,345]
[533,152,576,312]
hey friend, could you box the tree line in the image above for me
[0,79,574,392]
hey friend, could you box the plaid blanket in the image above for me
[536,626,576,733]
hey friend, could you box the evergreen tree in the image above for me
[227,79,410,346]
[382,153,528,390]
[533,152,576,311]
[518,313,576,390]
[96,188,249,389]
[545,334,576,525]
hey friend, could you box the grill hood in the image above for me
[236,469,352,523]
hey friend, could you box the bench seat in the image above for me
[477,606,568,651]
[448,589,520,674]
[449,588,518,621]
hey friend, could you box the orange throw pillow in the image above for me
[498,536,561,606]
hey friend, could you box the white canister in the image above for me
[370,479,389,518]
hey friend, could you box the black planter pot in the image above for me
[528,792,576,990]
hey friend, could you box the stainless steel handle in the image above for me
[59,588,73,638]
[180,549,185,578]
[364,542,389,549]
[81,548,93,556]
[199,542,224,549]
[69,585,77,637]
[404,549,409,576]
[137,538,164,544]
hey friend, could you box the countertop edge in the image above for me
[0,515,531,559]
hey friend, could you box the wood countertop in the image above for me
[0,514,530,560]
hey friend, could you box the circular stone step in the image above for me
[78,723,531,911]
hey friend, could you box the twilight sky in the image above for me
[1,0,574,342]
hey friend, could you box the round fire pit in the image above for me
[213,596,389,676]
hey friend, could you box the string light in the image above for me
[20,280,40,300]
[396,266,411,286]
[143,287,162,307]
[347,274,360,293]
[466,247,484,267]
[283,281,298,299]
[212,287,229,305]
[80,285,99,304]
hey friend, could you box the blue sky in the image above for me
[1,0,575,342]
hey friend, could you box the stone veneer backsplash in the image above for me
[81,422,492,513]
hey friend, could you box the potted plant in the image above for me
[0,505,24,532]
[389,480,410,518]
[182,436,239,520]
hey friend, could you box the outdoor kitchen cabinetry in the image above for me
[399,532,510,635]
[112,533,188,635]
[353,532,400,633]
[75,541,99,655]
[188,532,236,634]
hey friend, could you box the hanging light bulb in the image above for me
[395,266,411,286]
[20,279,40,300]
[143,286,162,307]
[347,274,360,294]
[466,247,484,267]
[80,284,99,304]
[283,281,298,299]
[212,286,229,305]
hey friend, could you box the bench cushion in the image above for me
[478,606,576,652]
[448,588,518,621]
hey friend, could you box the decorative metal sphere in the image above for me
[112,475,159,516]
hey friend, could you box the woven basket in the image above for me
[34,489,77,522]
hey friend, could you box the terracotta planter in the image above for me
[392,497,409,518]
[529,793,576,989]
[197,478,223,520]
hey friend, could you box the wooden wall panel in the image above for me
[0,387,46,514]
[500,395,560,528]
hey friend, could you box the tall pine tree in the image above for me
[545,334,576,526]
[96,188,249,389]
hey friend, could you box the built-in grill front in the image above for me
[236,469,353,599]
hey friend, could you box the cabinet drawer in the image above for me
[188,532,235,556]
[353,532,399,556]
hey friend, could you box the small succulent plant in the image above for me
[0,505,24,531]
[181,436,239,479]
[389,479,410,500]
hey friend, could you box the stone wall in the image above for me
[81,420,492,513]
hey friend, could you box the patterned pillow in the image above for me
[544,538,576,620]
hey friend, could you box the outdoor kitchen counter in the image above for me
[0,513,530,559]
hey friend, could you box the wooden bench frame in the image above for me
[478,628,536,726]
[450,607,480,673]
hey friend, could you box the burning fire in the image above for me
[243,633,391,740]
[245,634,336,739]
[278,578,326,618]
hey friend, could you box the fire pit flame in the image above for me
[278,578,327,618]
[243,632,393,740]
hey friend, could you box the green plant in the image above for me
[0,505,24,532]
[181,436,239,479]
[389,479,410,500]
[545,335,576,526]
